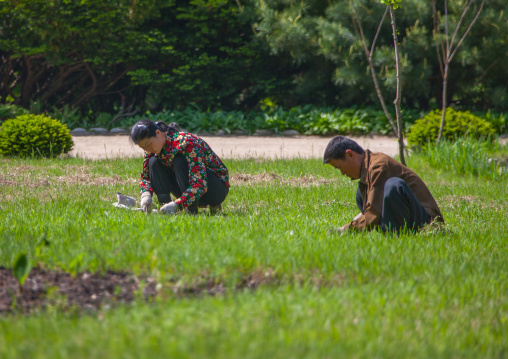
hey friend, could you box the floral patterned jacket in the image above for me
[139,131,229,209]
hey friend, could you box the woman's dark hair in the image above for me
[323,136,365,163]
[130,119,181,144]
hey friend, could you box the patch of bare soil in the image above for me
[1,164,135,188]
[231,172,332,187]
[0,267,278,315]
[440,194,506,210]
[0,267,156,315]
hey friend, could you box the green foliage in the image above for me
[128,0,286,112]
[127,106,421,136]
[0,0,168,110]
[407,108,495,146]
[0,103,29,123]
[380,0,402,9]
[12,252,31,289]
[0,114,74,157]
[255,0,508,111]
[1,0,507,116]
[418,137,507,180]
[46,105,84,130]
[481,111,508,134]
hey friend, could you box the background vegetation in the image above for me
[1,0,507,129]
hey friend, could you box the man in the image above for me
[323,136,443,233]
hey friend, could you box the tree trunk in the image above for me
[389,5,406,166]
[437,64,449,142]
[351,6,397,135]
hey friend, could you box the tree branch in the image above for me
[432,0,444,78]
[449,0,485,63]
[448,0,474,58]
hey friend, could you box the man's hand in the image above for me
[160,201,178,215]
[140,192,152,213]
[327,226,347,235]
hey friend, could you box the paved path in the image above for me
[70,135,402,160]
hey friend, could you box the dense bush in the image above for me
[407,108,496,146]
[0,114,73,157]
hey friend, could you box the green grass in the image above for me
[0,155,507,358]
[415,137,508,180]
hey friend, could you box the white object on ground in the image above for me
[117,192,136,207]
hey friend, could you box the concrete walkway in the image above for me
[70,135,402,160]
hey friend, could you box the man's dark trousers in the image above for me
[356,177,430,232]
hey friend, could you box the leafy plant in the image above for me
[481,111,507,134]
[35,232,51,259]
[407,108,495,146]
[0,114,74,157]
[125,105,421,136]
[0,103,29,123]
[12,252,32,293]
[48,104,83,130]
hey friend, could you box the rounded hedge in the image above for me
[407,108,495,146]
[0,114,74,157]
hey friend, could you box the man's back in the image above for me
[359,150,443,221]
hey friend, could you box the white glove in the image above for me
[160,201,178,215]
[140,192,152,213]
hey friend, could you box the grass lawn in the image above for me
[0,154,507,358]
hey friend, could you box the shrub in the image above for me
[0,114,74,157]
[407,108,495,146]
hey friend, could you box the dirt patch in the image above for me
[440,195,506,210]
[231,172,332,187]
[1,175,132,188]
[0,177,16,186]
[0,267,279,315]
[1,164,135,188]
[0,267,157,315]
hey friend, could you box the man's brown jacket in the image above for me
[345,150,443,231]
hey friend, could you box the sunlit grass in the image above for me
[414,137,508,180]
[0,155,507,358]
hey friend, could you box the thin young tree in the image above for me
[350,0,406,164]
[433,0,485,142]
[379,0,405,165]
[350,4,397,135]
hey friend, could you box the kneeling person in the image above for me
[130,119,230,215]
[323,136,443,233]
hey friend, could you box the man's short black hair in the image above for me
[323,136,365,164]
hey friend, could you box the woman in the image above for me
[130,119,229,215]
